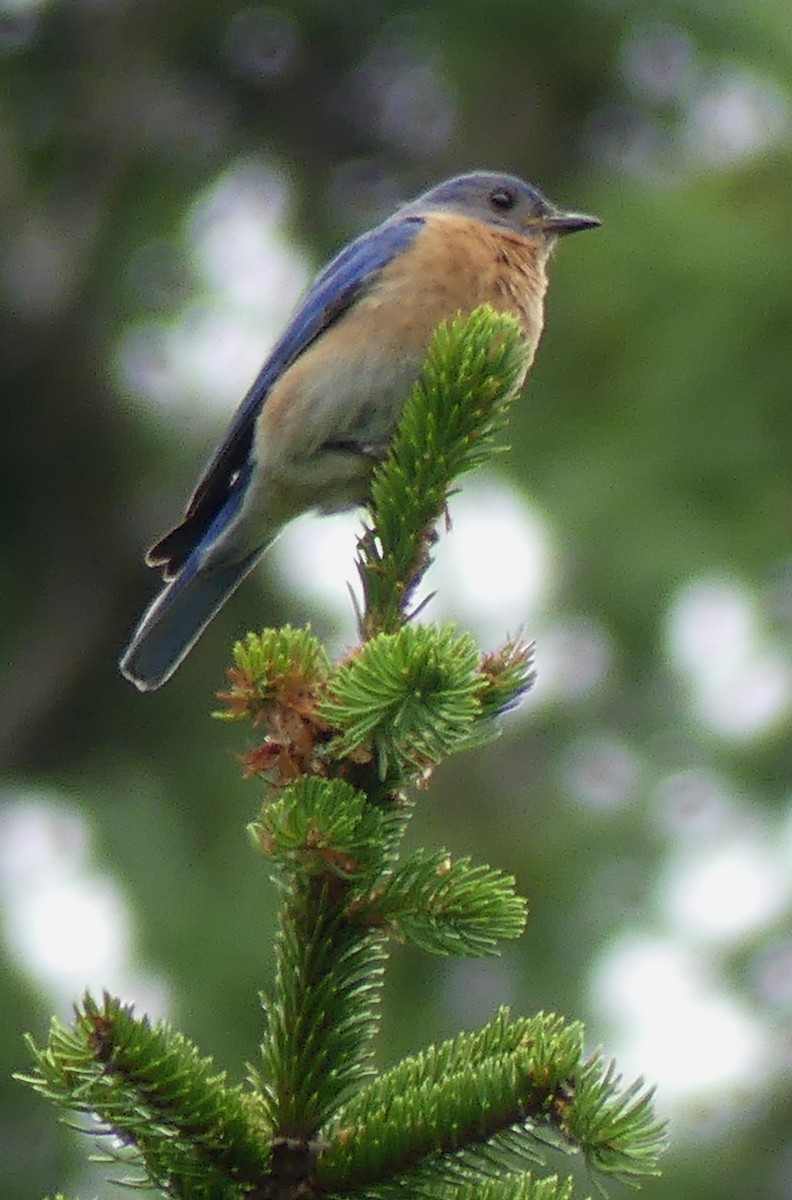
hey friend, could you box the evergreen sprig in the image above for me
[420,1175,580,1200]
[321,624,485,779]
[321,1007,581,1190]
[19,993,270,1199]
[22,308,664,1200]
[342,1175,581,1200]
[372,848,528,955]
[319,1009,664,1196]
[565,1059,666,1185]
[250,775,391,881]
[478,634,537,719]
[257,877,388,1134]
[215,625,330,724]
[356,306,528,635]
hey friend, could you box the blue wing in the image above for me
[148,213,425,576]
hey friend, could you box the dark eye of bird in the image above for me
[489,188,516,211]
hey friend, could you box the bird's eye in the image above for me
[489,188,516,211]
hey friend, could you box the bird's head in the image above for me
[409,171,601,242]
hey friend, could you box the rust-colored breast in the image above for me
[258,212,552,469]
[359,211,552,367]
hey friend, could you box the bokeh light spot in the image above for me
[593,935,771,1103]
[662,837,790,943]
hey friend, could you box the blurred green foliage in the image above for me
[2,1,792,1198]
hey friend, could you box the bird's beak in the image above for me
[540,210,601,236]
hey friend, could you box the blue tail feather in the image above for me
[119,552,260,692]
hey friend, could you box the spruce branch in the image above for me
[319,1010,581,1192]
[318,1011,664,1197]
[356,306,528,636]
[321,624,484,780]
[564,1059,666,1185]
[342,1173,581,1200]
[386,1174,581,1200]
[250,776,391,881]
[370,848,528,955]
[21,308,664,1200]
[257,877,388,1135]
[478,634,537,719]
[18,992,270,1198]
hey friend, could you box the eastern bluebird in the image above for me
[120,171,599,690]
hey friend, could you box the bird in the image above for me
[120,171,600,691]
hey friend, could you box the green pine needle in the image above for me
[373,848,528,955]
[258,878,388,1135]
[566,1058,667,1185]
[321,624,485,778]
[250,776,390,881]
[19,993,271,1199]
[318,1009,663,1196]
[357,306,528,634]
